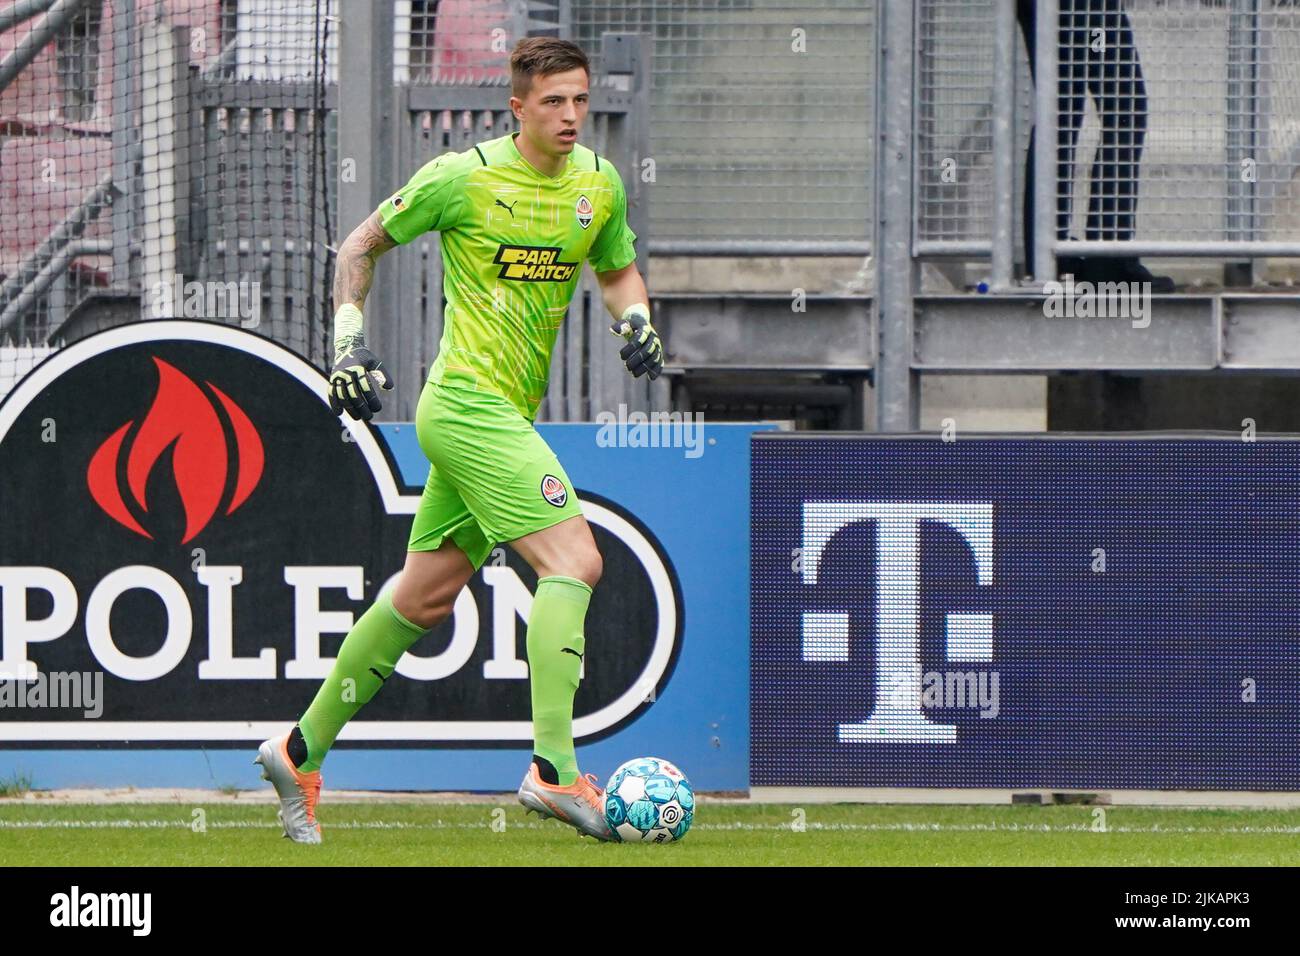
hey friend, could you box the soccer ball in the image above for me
[603,756,694,843]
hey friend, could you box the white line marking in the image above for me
[2,820,1300,833]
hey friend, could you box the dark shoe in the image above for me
[1097,257,1175,293]
[1055,255,1094,283]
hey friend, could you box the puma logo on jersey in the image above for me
[494,245,578,282]
[495,198,518,217]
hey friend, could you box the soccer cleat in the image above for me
[254,733,323,845]
[517,762,615,842]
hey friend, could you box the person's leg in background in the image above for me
[1084,0,1174,289]
[1019,0,1038,272]
[1020,0,1090,279]
[1086,0,1144,242]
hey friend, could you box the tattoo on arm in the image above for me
[331,212,398,314]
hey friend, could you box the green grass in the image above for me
[0,771,32,798]
[2,801,1298,865]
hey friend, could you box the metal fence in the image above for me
[915,0,1035,253]
[572,0,876,255]
[6,1,1300,418]
[915,0,1300,275]
[396,0,563,85]
[1087,0,1300,250]
[0,0,337,370]
[0,0,652,417]
[0,0,121,346]
[190,79,338,362]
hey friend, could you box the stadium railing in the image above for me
[5,2,1300,428]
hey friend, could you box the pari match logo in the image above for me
[493,244,578,282]
[0,321,681,746]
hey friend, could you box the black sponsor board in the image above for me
[0,322,681,747]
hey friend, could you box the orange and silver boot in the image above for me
[517,761,615,841]
[254,733,322,844]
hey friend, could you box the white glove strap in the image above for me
[618,303,651,336]
[333,304,364,359]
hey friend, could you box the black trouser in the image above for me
[1018,0,1148,267]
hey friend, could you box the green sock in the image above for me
[296,590,426,772]
[526,575,592,787]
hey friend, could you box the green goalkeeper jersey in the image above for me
[376,131,638,421]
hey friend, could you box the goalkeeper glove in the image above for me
[329,336,393,422]
[609,304,663,380]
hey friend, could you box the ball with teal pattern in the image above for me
[602,757,694,843]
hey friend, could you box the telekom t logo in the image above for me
[800,502,993,744]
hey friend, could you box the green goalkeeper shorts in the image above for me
[406,381,583,569]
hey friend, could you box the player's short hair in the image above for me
[510,37,590,99]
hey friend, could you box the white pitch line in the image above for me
[0,820,543,831]
[2,820,1300,834]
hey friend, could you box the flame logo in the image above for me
[86,356,264,544]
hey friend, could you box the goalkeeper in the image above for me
[255,37,661,843]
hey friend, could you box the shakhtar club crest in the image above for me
[575,195,593,229]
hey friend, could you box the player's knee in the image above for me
[541,547,602,589]
[568,547,602,589]
[392,589,454,631]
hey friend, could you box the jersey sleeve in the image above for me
[376,150,475,245]
[586,161,638,273]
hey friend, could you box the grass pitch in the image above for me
[2,800,1298,866]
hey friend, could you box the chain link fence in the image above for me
[916,0,1300,256]
[0,0,121,348]
[8,2,1300,403]
[915,0,1035,249]
[572,0,875,253]
[1119,0,1300,245]
[0,0,337,396]
[191,0,338,367]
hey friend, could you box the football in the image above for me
[603,757,695,843]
